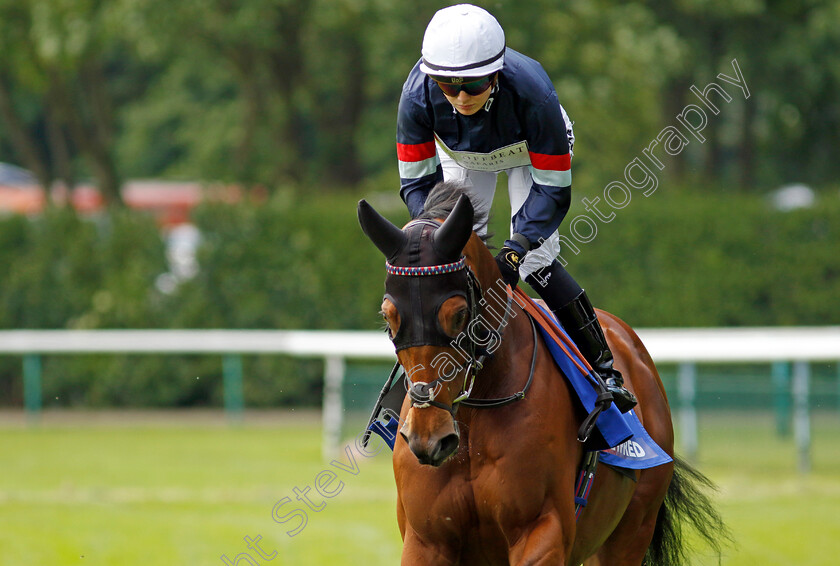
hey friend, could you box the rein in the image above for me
[460,314,537,409]
[389,255,536,414]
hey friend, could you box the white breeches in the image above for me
[437,155,559,279]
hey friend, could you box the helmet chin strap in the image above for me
[483,82,498,112]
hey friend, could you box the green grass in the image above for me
[681,412,840,566]
[0,410,838,565]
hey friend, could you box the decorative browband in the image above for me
[386,257,466,277]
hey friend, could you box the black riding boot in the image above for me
[553,290,637,413]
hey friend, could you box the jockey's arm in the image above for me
[509,94,573,253]
[396,88,442,218]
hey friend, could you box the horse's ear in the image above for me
[433,194,474,260]
[357,199,407,261]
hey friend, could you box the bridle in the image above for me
[387,249,537,415]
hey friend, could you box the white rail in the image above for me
[636,326,840,362]
[0,329,392,356]
[2,326,840,359]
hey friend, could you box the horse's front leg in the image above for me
[508,511,574,566]
[401,527,460,566]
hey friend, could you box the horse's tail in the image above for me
[645,456,732,565]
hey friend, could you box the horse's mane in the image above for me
[418,181,491,243]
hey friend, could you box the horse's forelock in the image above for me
[419,181,490,243]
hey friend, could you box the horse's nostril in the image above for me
[434,433,460,464]
[405,431,460,467]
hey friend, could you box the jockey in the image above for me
[396,4,636,412]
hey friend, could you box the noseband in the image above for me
[386,248,537,415]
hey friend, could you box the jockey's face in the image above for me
[443,87,493,116]
[432,74,495,116]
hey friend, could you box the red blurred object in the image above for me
[0,166,241,227]
[0,184,46,214]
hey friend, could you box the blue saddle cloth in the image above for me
[531,304,671,466]
[598,409,672,469]
[368,417,400,451]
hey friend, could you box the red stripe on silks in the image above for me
[529,151,571,171]
[397,141,437,162]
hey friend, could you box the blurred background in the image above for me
[0,0,838,564]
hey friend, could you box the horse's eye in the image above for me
[380,311,393,338]
[438,296,469,338]
[452,308,468,332]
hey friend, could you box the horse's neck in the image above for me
[464,233,501,293]
[463,234,534,402]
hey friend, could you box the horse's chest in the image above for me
[404,460,548,541]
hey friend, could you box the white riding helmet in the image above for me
[419,4,506,78]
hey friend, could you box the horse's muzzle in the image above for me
[400,416,460,467]
[402,430,460,467]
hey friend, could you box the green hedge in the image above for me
[553,189,840,327]
[0,186,837,407]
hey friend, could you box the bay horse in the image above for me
[358,183,726,565]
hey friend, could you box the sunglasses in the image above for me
[430,74,495,97]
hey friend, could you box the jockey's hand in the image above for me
[495,245,524,288]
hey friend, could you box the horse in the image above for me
[358,182,726,565]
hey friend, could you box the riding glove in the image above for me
[495,245,524,287]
